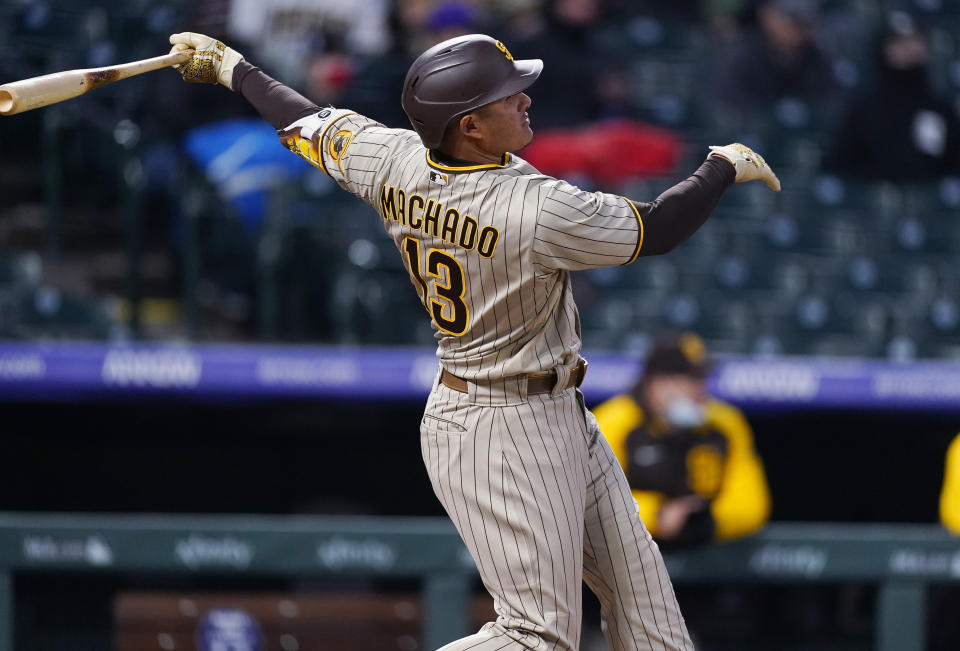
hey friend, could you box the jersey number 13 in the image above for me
[403,237,470,336]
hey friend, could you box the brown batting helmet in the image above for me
[401,34,543,149]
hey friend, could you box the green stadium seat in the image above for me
[809,175,904,216]
[928,294,960,338]
[892,0,960,17]
[617,257,680,291]
[658,292,755,348]
[625,16,705,55]
[898,179,960,217]
[1,286,114,340]
[0,253,41,289]
[710,252,809,296]
[890,215,957,254]
[778,291,896,357]
[764,211,811,250]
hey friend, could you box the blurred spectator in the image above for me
[426,1,483,44]
[631,0,703,23]
[624,0,747,30]
[505,0,637,128]
[823,12,960,181]
[713,0,838,119]
[592,332,771,549]
[227,0,391,60]
[303,53,356,106]
[941,433,960,535]
[341,0,483,128]
[519,120,681,188]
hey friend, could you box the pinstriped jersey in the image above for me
[279,108,644,381]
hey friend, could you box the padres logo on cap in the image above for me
[679,332,706,365]
[495,41,514,61]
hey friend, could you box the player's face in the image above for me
[643,375,707,419]
[474,92,534,153]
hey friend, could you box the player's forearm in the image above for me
[633,157,735,256]
[233,61,321,130]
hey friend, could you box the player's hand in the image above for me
[708,143,781,192]
[656,496,706,540]
[168,32,243,89]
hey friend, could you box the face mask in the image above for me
[665,397,705,428]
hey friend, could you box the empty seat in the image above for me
[1,286,113,340]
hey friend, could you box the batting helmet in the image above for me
[401,34,543,149]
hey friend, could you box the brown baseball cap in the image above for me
[642,331,711,379]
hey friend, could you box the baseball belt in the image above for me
[440,358,587,395]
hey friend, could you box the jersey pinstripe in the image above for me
[281,110,643,385]
[279,107,692,651]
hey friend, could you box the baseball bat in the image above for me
[0,50,195,116]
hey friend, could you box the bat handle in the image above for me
[109,49,196,81]
[153,49,196,69]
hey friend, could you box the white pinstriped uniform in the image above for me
[281,108,693,651]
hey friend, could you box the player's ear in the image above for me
[458,113,483,142]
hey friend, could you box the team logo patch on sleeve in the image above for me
[429,170,449,186]
[329,130,354,162]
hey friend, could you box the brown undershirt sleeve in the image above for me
[630,157,736,257]
[232,61,321,130]
[229,59,733,253]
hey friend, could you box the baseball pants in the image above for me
[420,379,693,651]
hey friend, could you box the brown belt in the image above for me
[440,358,587,395]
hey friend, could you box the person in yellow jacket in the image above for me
[593,332,771,548]
[941,434,960,534]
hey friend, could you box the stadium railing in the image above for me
[0,513,957,651]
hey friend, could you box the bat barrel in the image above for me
[0,88,13,115]
[0,50,193,116]
[0,73,91,116]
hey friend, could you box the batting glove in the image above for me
[708,143,781,192]
[168,32,243,90]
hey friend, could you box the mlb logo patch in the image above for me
[429,170,448,186]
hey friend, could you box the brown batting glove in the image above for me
[168,32,243,89]
[708,143,781,192]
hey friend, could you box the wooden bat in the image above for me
[0,50,195,116]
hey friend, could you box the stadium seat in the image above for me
[625,16,705,55]
[710,252,809,297]
[658,293,755,350]
[617,257,680,292]
[809,175,904,216]
[0,253,42,289]
[890,215,957,254]
[0,286,114,340]
[115,591,496,651]
[928,294,960,337]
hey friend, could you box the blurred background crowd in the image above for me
[1,0,959,360]
[2,1,960,650]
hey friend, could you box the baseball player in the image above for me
[168,31,780,651]
[941,433,960,535]
[592,332,771,550]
